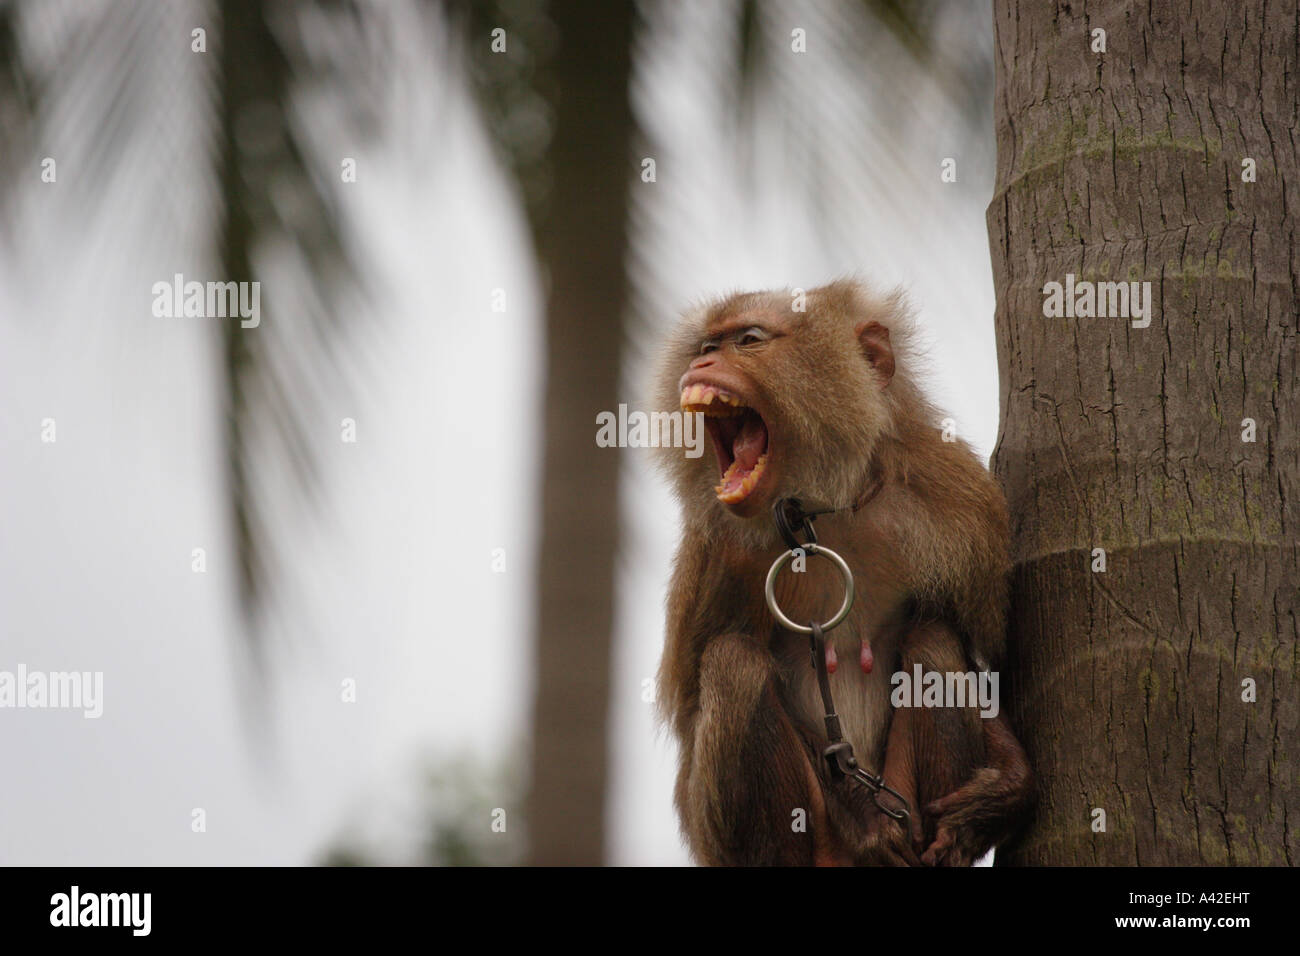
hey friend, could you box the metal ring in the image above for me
[764,544,855,634]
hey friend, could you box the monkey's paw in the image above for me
[920,770,1000,867]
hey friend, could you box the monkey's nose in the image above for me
[683,355,715,380]
[680,359,715,390]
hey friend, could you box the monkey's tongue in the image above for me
[717,415,768,499]
[732,414,766,466]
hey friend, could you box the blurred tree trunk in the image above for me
[526,2,634,865]
[989,0,1298,864]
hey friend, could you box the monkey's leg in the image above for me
[887,622,1034,865]
[901,624,987,807]
[680,633,838,866]
[839,706,926,867]
[886,622,991,865]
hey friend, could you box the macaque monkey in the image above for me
[653,279,1032,866]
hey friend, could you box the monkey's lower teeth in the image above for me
[715,452,768,503]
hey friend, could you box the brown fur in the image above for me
[653,279,1033,866]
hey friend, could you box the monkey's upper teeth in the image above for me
[680,384,745,415]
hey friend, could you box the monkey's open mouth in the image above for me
[680,384,770,505]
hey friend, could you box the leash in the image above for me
[765,496,911,823]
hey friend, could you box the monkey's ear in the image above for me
[856,321,895,385]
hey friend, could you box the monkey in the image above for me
[652,278,1033,866]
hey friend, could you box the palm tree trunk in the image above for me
[990,0,1298,864]
[526,1,634,866]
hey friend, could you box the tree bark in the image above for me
[526,1,634,865]
[989,0,1298,864]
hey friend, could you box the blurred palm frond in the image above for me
[0,0,388,664]
[213,0,374,653]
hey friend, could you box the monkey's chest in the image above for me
[774,619,900,768]
[763,549,909,763]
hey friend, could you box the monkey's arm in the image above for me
[676,633,838,866]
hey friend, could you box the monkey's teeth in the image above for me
[679,384,746,416]
[715,452,768,504]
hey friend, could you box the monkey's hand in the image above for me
[920,713,1034,867]
[919,769,1000,866]
[858,806,924,867]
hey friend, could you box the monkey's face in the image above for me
[656,284,895,526]
[678,334,778,519]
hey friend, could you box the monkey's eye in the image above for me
[736,327,770,346]
[699,340,720,355]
